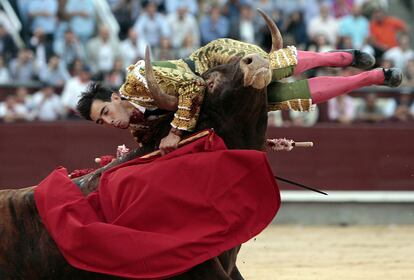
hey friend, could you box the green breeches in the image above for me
[267,80,312,112]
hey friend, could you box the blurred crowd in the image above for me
[0,0,413,125]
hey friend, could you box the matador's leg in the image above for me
[267,69,400,111]
[294,50,375,75]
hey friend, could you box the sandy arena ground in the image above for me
[238,225,414,280]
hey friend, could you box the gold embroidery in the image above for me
[170,81,205,131]
[190,38,267,74]
[171,117,193,130]
[268,99,312,112]
[119,58,205,132]
[269,46,298,70]
[189,38,298,76]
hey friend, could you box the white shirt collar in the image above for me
[130,101,146,113]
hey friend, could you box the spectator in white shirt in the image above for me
[15,86,32,108]
[28,83,63,121]
[401,59,414,87]
[133,1,170,48]
[307,3,338,46]
[166,4,200,51]
[61,65,92,119]
[0,95,29,122]
[86,25,120,73]
[328,95,356,124]
[120,28,147,68]
[383,34,414,70]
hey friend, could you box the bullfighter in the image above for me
[76,10,402,155]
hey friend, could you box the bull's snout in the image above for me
[240,54,269,69]
[240,54,272,89]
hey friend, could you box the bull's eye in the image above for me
[208,80,214,91]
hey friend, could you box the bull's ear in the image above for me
[144,46,178,111]
[257,8,283,51]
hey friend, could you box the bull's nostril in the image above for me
[243,57,253,65]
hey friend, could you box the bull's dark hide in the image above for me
[197,58,268,150]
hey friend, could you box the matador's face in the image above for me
[90,93,131,129]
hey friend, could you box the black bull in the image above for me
[0,10,281,280]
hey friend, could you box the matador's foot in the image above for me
[331,49,376,69]
[383,68,403,87]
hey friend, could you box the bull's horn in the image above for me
[144,46,178,111]
[257,9,283,52]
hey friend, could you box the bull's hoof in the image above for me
[331,49,376,69]
[383,68,403,87]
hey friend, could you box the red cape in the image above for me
[34,132,280,279]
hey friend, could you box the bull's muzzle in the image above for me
[240,54,272,89]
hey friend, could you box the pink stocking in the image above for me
[309,70,385,104]
[294,50,353,75]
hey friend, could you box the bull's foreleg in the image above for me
[218,245,243,278]
[230,267,245,280]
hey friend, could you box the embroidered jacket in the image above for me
[120,59,205,133]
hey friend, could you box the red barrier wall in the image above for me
[266,124,414,190]
[0,122,413,190]
[0,121,137,188]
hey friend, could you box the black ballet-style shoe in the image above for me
[382,68,403,87]
[330,49,376,69]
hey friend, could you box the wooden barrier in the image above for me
[0,122,413,190]
[266,123,414,191]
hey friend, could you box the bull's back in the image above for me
[0,187,237,280]
[0,187,119,279]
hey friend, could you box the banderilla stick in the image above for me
[293,141,313,147]
[140,130,211,159]
[274,176,328,195]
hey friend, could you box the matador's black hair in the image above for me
[76,82,113,120]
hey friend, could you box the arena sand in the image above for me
[238,225,414,279]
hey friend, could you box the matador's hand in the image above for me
[159,129,182,156]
